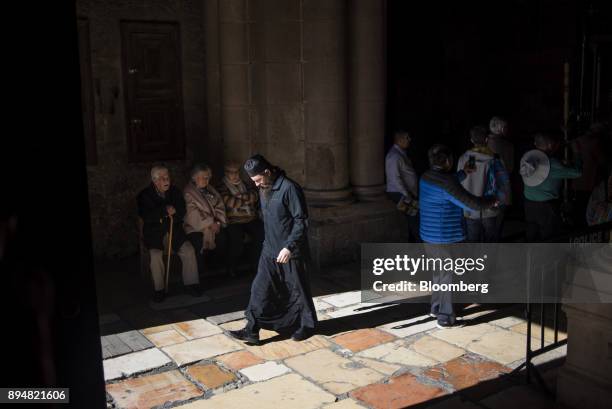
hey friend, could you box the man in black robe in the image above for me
[229,154,317,344]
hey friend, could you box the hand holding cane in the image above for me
[165,214,174,293]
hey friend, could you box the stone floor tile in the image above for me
[321,291,362,308]
[357,342,437,367]
[103,348,172,381]
[509,322,566,343]
[101,334,132,360]
[529,344,567,367]
[162,334,243,366]
[239,361,291,382]
[429,323,498,348]
[220,320,278,340]
[411,335,465,363]
[326,302,394,319]
[325,303,392,318]
[106,369,202,409]
[185,363,237,389]
[352,357,401,376]
[174,319,223,339]
[489,316,526,328]
[480,385,559,409]
[116,330,154,352]
[144,329,187,348]
[350,372,447,409]
[313,297,333,311]
[175,373,335,409]
[322,398,367,409]
[216,350,265,371]
[141,324,174,335]
[206,310,245,325]
[460,308,497,320]
[424,356,510,392]
[317,311,332,321]
[332,328,396,352]
[285,349,385,394]
[246,335,331,360]
[465,329,530,365]
[378,315,438,338]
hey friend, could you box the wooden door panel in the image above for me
[121,21,184,162]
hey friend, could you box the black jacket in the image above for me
[137,184,187,250]
[260,171,309,259]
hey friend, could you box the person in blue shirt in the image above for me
[420,144,497,328]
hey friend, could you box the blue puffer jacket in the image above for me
[419,169,493,243]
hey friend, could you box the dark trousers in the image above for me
[465,214,503,243]
[524,199,561,242]
[425,243,458,325]
[386,192,421,242]
[245,254,317,335]
[186,232,206,275]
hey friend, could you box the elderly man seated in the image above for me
[137,165,201,302]
[216,160,264,277]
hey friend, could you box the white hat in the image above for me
[520,149,550,187]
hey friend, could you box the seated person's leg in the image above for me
[177,240,202,296]
[186,232,205,275]
[149,249,165,291]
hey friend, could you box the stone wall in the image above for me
[77,0,207,259]
[80,0,402,265]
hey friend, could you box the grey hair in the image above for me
[150,165,169,181]
[190,163,212,179]
[489,116,507,135]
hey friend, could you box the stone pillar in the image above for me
[302,0,353,207]
[219,0,251,164]
[203,0,223,173]
[348,0,387,201]
[249,0,306,186]
[557,304,612,409]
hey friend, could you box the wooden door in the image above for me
[121,21,185,162]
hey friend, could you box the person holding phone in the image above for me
[457,125,511,242]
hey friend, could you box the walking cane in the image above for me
[165,214,174,294]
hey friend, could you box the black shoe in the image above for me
[291,328,313,341]
[436,320,465,329]
[152,290,166,303]
[228,328,260,345]
[186,284,203,298]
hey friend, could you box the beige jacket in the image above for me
[183,182,227,251]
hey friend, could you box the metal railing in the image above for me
[511,221,612,395]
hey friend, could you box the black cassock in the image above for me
[244,171,317,334]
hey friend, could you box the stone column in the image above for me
[302,0,353,207]
[557,304,612,409]
[348,0,387,201]
[219,0,251,164]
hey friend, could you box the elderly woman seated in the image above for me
[184,163,227,275]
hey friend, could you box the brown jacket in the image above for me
[183,182,227,251]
